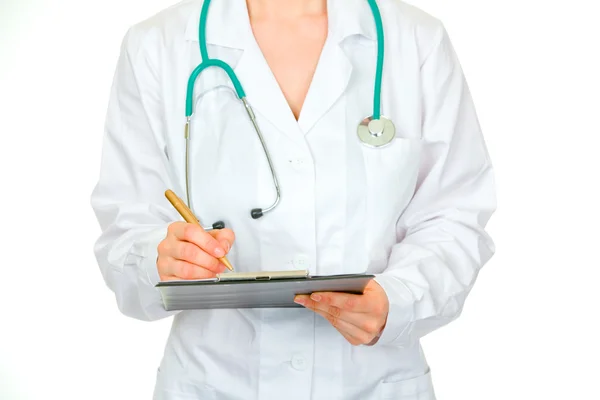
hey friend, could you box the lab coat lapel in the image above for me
[298,0,376,135]
[233,41,306,146]
[297,36,352,135]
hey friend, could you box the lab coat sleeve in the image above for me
[90,27,181,322]
[373,24,496,347]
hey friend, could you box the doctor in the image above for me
[91,0,496,399]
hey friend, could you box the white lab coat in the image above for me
[91,0,496,399]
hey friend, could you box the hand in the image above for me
[294,280,389,346]
[157,222,235,281]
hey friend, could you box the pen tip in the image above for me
[222,259,234,271]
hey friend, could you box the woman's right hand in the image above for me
[157,222,235,281]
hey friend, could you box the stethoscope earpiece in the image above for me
[212,221,226,230]
[202,221,227,231]
[251,209,264,219]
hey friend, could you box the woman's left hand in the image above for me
[294,280,389,346]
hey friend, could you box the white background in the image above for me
[1,0,599,399]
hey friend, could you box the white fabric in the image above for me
[91,0,496,399]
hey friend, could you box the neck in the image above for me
[246,0,327,18]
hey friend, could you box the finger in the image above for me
[169,222,226,258]
[171,241,224,274]
[169,259,220,280]
[210,228,235,253]
[309,291,370,313]
[295,295,382,337]
[311,308,376,346]
[160,259,218,280]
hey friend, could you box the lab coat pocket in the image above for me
[361,137,421,207]
[361,138,421,252]
[380,370,434,399]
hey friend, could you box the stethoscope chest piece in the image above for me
[357,116,396,148]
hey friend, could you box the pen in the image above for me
[165,189,234,271]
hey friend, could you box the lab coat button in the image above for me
[291,354,307,371]
[289,157,309,169]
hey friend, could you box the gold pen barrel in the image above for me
[165,190,198,224]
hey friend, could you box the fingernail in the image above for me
[294,298,305,305]
[220,240,230,253]
[214,247,225,258]
[311,294,321,302]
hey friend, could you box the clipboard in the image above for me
[156,270,374,310]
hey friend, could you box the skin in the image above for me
[156,0,390,346]
[157,222,235,281]
[294,281,389,346]
[247,0,329,119]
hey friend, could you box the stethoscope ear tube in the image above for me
[242,98,281,220]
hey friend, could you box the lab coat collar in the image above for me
[184,0,251,49]
[328,0,377,43]
[184,0,376,48]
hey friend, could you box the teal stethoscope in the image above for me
[185,0,395,229]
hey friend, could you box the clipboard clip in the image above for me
[217,270,309,282]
